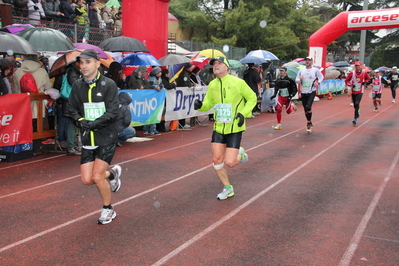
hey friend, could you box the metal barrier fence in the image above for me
[5,6,120,46]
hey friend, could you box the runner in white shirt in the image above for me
[295,56,324,133]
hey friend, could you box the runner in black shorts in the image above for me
[68,49,122,225]
[194,56,257,200]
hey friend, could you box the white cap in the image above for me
[393,66,397,69]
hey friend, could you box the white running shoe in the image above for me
[273,124,282,130]
[217,186,234,200]
[109,165,122,192]
[238,147,248,164]
[98,207,116,224]
[392,99,396,103]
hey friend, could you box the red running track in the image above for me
[1,92,399,265]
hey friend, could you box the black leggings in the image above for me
[390,82,397,99]
[301,92,316,121]
[351,93,363,119]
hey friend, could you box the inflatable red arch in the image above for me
[309,7,399,72]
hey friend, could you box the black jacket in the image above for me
[272,75,297,98]
[243,67,261,94]
[116,92,132,133]
[68,73,119,146]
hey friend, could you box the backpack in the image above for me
[20,72,38,93]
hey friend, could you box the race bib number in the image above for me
[214,103,233,123]
[84,102,106,121]
[372,85,380,91]
[280,88,289,97]
[353,84,361,91]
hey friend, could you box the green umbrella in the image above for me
[286,65,305,79]
[17,27,74,52]
[228,59,243,69]
[105,0,121,8]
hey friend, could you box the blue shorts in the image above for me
[80,144,116,165]
[211,131,242,149]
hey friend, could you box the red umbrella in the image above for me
[325,62,334,68]
[191,56,209,69]
[49,50,82,77]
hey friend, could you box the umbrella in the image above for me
[333,61,350,68]
[239,56,267,64]
[158,54,191,66]
[325,69,341,80]
[17,27,74,52]
[99,36,150,53]
[73,43,108,59]
[261,88,277,112]
[0,23,35,34]
[292,58,305,63]
[99,51,115,68]
[246,49,279,61]
[325,62,334,68]
[169,63,185,83]
[120,52,161,66]
[191,56,209,69]
[376,66,388,72]
[49,50,82,77]
[228,59,243,69]
[105,0,120,8]
[197,49,225,58]
[0,31,37,55]
[283,61,300,67]
[285,65,305,79]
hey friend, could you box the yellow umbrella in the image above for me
[198,49,226,58]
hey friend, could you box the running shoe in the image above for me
[239,147,248,164]
[291,102,297,111]
[217,186,234,200]
[392,99,396,103]
[352,119,357,126]
[183,124,191,128]
[109,165,122,192]
[306,122,313,133]
[42,138,55,144]
[350,103,354,106]
[374,108,378,112]
[97,207,116,224]
[273,124,282,130]
[143,131,150,134]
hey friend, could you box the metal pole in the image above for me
[359,0,369,64]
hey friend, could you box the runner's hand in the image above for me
[194,100,202,110]
[236,113,244,127]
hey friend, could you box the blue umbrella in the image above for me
[239,56,268,64]
[120,52,161,66]
[246,49,279,61]
[333,61,350,68]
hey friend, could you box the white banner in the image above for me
[165,86,213,121]
[348,9,399,28]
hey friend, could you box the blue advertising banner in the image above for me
[119,89,166,126]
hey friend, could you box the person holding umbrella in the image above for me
[68,49,122,225]
[295,56,324,133]
[193,56,257,200]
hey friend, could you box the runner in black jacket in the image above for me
[68,49,122,225]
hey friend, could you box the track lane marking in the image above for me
[338,149,399,266]
[152,107,394,266]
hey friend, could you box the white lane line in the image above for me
[0,154,66,170]
[0,139,209,199]
[152,108,387,266]
[338,149,399,266]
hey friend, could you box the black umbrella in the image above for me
[17,27,74,52]
[0,31,37,55]
[98,36,150,53]
[333,61,350,68]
